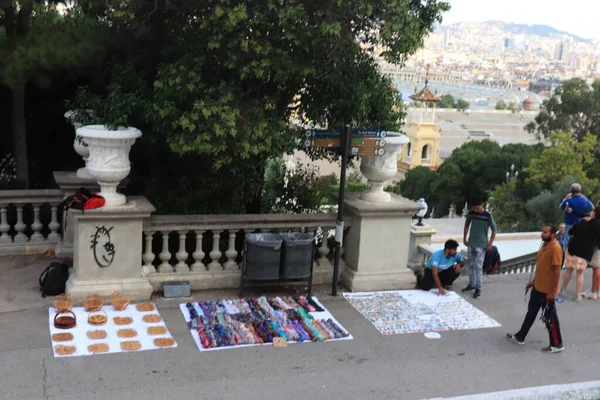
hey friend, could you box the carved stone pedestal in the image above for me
[66,196,154,301]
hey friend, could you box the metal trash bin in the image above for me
[243,233,282,280]
[280,233,315,279]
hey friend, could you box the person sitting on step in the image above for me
[419,240,464,296]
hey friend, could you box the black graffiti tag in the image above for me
[90,226,115,268]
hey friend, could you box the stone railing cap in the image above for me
[147,212,347,231]
[73,196,155,219]
[0,189,64,206]
[343,192,422,217]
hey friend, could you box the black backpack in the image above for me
[39,262,70,297]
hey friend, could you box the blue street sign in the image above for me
[305,129,341,138]
[351,130,387,138]
[306,129,389,140]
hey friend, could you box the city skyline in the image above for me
[441,0,599,40]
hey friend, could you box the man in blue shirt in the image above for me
[420,240,464,296]
[559,183,593,254]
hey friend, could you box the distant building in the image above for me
[398,84,443,176]
[504,38,515,49]
[529,78,561,96]
[522,97,535,111]
[444,29,450,48]
[554,42,566,61]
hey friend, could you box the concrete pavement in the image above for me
[2,257,600,400]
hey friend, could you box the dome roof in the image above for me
[522,97,534,104]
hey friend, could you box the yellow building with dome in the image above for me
[397,85,443,177]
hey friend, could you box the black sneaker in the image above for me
[506,333,525,346]
[473,289,481,299]
[462,285,475,293]
[444,285,454,292]
[541,345,564,353]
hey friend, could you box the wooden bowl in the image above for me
[88,308,108,326]
[54,310,77,329]
[53,294,74,312]
[111,291,131,311]
[83,294,103,312]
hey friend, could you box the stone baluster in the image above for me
[175,230,189,273]
[224,230,238,270]
[158,231,172,273]
[48,206,60,241]
[191,231,205,271]
[0,206,11,244]
[30,204,43,241]
[317,227,332,266]
[142,231,156,277]
[14,205,27,243]
[209,231,223,270]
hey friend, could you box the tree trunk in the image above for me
[10,83,30,188]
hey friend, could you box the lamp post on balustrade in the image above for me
[506,164,518,182]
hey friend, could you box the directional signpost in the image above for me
[307,126,386,296]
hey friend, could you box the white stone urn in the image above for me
[64,110,94,179]
[76,125,142,207]
[359,133,410,203]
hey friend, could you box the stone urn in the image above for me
[76,125,142,207]
[64,110,94,179]
[359,133,410,203]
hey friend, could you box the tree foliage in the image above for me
[399,140,544,218]
[495,100,507,110]
[67,0,449,213]
[438,94,455,109]
[524,132,597,189]
[487,179,526,232]
[525,78,600,141]
[400,166,438,203]
[0,2,105,187]
[456,99,470,110]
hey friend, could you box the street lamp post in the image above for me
[506,164,519,182]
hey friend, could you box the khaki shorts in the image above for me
[565,252,588,271]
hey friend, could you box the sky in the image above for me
[441,0,600,39]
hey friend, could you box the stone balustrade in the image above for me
[143,213,352,291]
[416,244,537,276]
[416,244,434,270]
[0,189,64,255]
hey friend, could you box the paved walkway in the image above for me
[2,257,600,400]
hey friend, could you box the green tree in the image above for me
[262,158,329,213]
[525,177,582,231]
[400,166,437,203]
[524,132,597,189]
[507,101,516,111]
[495,100,507,110]
[487,179,526,232]
[456,99,470,110]
[525,78,600,141]
[438,94,456,109]
[69,0,450,213]
[0,2,104,187]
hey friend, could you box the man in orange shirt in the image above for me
[506,224,564,353]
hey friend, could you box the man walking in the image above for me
[419,240,464,295]
[462,198,496,299]
[506,224,564,353]
[559,183,593,255]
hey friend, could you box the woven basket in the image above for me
[54,310,77,329]
[88,308,108,326]
[111,291,131,311]
[83,294,103,312]
[53,294,74,312]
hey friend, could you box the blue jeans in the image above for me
[469,247,486,290]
